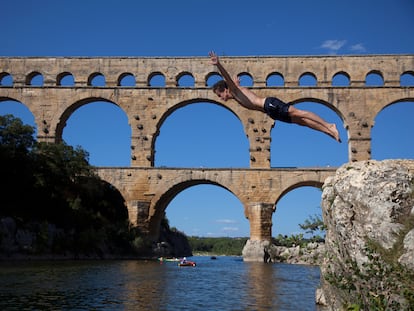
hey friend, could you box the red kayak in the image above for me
[178,261,196,267]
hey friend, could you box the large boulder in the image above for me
[318,160,414,310]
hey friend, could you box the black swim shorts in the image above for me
[263,97,292,123]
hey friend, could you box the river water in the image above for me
[0,256,322,310]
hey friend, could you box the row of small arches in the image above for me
[1,70,414,87]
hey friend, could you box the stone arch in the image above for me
[206,72,222,87]
[151,98,249,166]
[290,97,345,121]
[371,97,414,125]
[287,96,346,139]
[332,71,350,86]
[365,70,384,86]
[0,72,13,86]
[148,72,165,87]
[118,72,136,86]
[148,178,242,239]
[269,97,348,167]
[299,72,317,86]
[176,72,195,87]
[57,72,75,86]
[266,72,284,87]
[272,182,325,237]
[0,97,38,131]
[371,99,414,159]
[26,71,43,86]
[237,72,254,87]
[275,180,324,206]
[401,71,414,86]
[55,97,127,143]
[88,72,105,86]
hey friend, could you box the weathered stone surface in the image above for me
[242,239,276,262]
[399,228,414,269]
[319,160,414,310]
[274,242,325,265]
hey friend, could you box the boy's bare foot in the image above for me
[329,123,341,143]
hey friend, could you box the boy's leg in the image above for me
[288,106,341,142]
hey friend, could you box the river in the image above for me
[0,256,323,310]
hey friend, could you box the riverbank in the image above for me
[193,241,325,266]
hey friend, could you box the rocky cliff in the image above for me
[317,160,414,310]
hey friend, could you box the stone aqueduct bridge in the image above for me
[1,55,413,242]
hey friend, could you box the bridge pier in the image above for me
[128,200,151,234]
[242,202,275,262]
[245,202,274,241]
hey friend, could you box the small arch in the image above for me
[177,72,195,87]
[332,72,350,86]
[26,71,44,86]
[0,72,13,86]
[57,72,75,86]
[206,73,222,87]
[365,70,384,86]
[237,72,253,87]
[400,71,414,87]
[266,72,284,87]
[88,72,106,86]
[299,72,317,87]
[149,72,165,87]
[118,73,136,87]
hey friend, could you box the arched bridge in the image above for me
[96,167,335,240]
[1,54,413,241]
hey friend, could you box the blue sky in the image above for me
[1,0,413,237]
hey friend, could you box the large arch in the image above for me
[54,97,131,166]
[270,98,348,167]
[55,97,125,141]
[154,100,250,168]
[272,184,324,237]
[371,100,414,160]
[147,179,240,238]
[0,98,37,135]
[165,184,247,237]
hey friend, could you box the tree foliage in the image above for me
[188,236,248,256]
[299,213,326,235]
[0,115,140,256]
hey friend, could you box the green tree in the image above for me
[0,115,37,216]
[299,212,326,239]
[0,114,35,154]
[0,115,139,257]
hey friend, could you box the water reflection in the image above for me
[0,257,321,310]
[245,262,278,309]
[120,260,166,310]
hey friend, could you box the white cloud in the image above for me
[222,227,239,232]
[216,219,237,224]
[320,40,347,53]
[350,43,366,53]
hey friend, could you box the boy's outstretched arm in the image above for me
[209,51,239,93]
[209,51,254,107]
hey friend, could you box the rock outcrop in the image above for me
[318,160,414,310]
[242,238,324,265]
